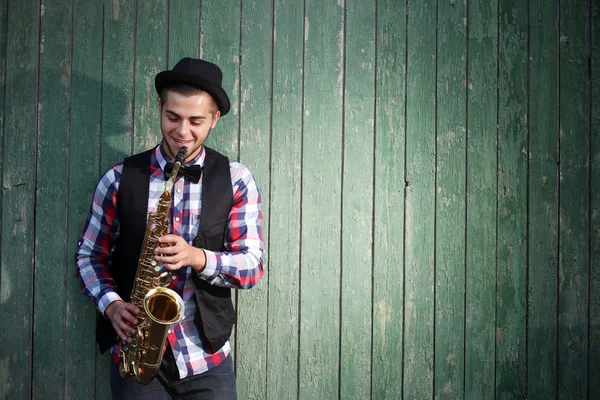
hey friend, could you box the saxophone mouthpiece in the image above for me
[175,147,187,164]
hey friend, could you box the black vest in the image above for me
[96,146,236,354]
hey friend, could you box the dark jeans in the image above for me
[110,351,237,400]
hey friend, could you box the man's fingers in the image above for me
[158,234,183,245]
[113,325,130,342]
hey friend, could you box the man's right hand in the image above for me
[105,300,141,342]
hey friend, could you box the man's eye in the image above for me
[168,117,178,122]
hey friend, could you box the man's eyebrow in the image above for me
[165,110,206,119]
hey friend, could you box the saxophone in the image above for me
[119,146,187,384]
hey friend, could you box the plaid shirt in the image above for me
[75,143,264,379]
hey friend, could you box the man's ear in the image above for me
[157,98,163,113]
[211,110,221,128]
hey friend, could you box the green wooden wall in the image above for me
[0,0,598,399]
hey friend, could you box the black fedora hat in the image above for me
[155,57,231,116]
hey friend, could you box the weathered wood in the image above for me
[133,0,166,154]
[97,2,136,396]
[65,0,103,398]
[299,0,343,398]
[404,0,436,397]
[266,0,303,397]
[0,0,6,272]
[372,0,405,398]
[0,0,38,398]
[200,0,241,159]
[558,0,590,398]
[435,0,466,398]
[527,0,559,398]
[32,0,70,398]
[339,0,375,398]
[0,0,6,392]
[465,0,497,398]
[100,0,135,173]
[167,0,200,67]
[235,0,272,398]
[591,1,600,397]
[496,0,527,398]
[200,0,241,366]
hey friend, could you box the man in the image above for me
[76,57,264,399]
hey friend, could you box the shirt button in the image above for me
[175,217,180,222]
[176,188,181,193]
[168,329,171,334]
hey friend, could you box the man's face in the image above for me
[159,90,220,162]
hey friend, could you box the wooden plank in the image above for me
[0,0,38,397]
[32,0,70,398]
[167,0,199,67]
[0,0,6,243]
[403,0,436,397]
[0,0,7,339]
[100,0,134,173]
[591,1,600,397]
[235,0,272,398]
[97,2,136,396]
[434,0,467,398]
[371,0,405,397]
[200,0,241,366]
[133,0,166,154]
[339,0,375,398]
[527,0,559,398]
[558,0,590,398]
[265,0,303,397]
[65,0,103,398]
[200,0,240,159]
[465,0,497,398]
[299,0,343,398]
[495,0,527,398]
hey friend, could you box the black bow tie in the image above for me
[164,163,202,183]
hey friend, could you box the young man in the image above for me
[75,58,264,399]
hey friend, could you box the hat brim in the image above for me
[155,71,231,116]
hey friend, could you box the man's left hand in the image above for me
[155,234,206,272]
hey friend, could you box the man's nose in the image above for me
[177,120,191,135]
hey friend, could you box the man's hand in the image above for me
[105,300,141,342]
[155,234,206,272]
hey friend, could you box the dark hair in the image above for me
[159,83,219,115]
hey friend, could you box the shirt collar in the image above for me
[155,140,205,171]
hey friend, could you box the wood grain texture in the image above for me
[404,0,436,397]
[372,0,405,398]
[96,2,136,396]
[558,0,590,398]
[32,0,70,398]
[339,0,375,398]
[496,0,527,398]
[167,0,200,67]
[591,1,600,397]
[299,0,343,398]
[465,0,497,398]
[0,0,5,272]
[435,0,466,398]
[0,0,6,393]
[528,0,559,398]
[65,0,103,398]
[0,0,38,397]
[236,0,272,398]
[100,0,134,173]
[200,0,241,367]
[200,0,241,159]
[266,0,303,398]
[133,0,166,154]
